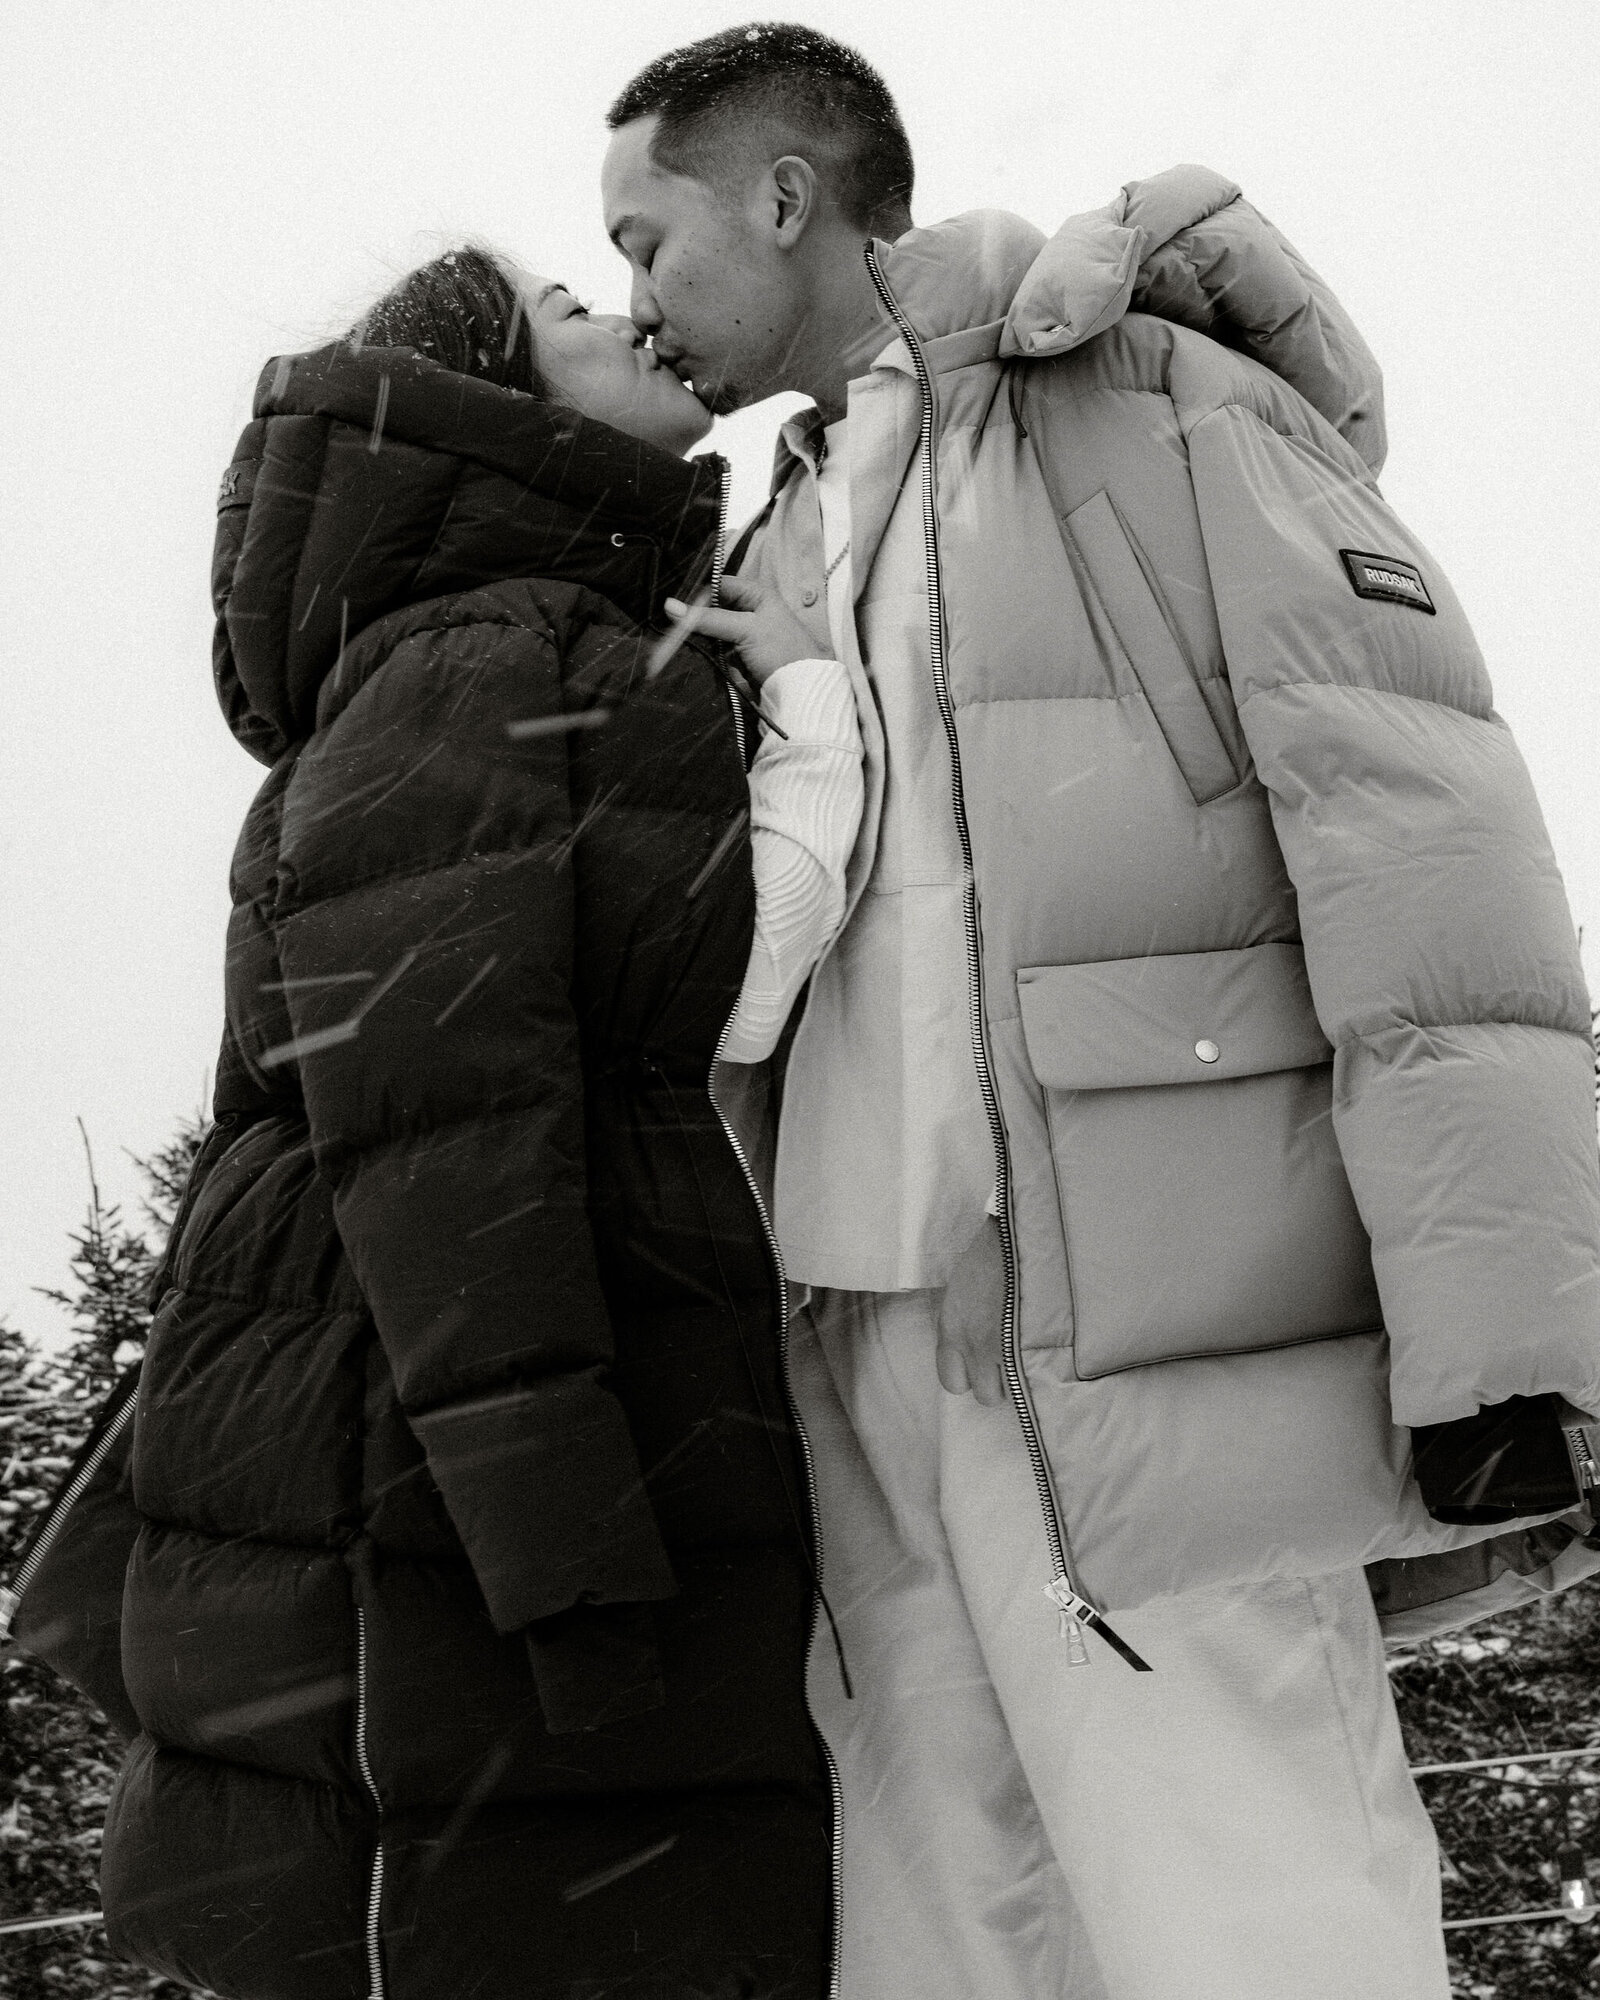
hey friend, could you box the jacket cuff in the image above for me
[409,1371,677,1631]
[1411,1392,1588,1525]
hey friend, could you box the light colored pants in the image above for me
[791,1286,1451,2000]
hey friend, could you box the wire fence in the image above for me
[8,1745,1600,1942]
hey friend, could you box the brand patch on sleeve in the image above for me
[217,460,257,513]
[1339,548,1435,614]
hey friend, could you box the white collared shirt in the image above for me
[765,397,995,1292]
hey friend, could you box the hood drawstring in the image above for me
[641,1053,854,1701]
[1007,365,1030,440]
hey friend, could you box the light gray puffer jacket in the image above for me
[731,165,1600,1637]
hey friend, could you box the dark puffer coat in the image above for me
[95,345,832,1998]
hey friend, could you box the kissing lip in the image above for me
[651,345,714,408]
[652,343,696,384]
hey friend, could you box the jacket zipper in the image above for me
[1565,1423,1599,1494]
[862,243,1150,1675]
[353,1604,386,2000]
[710,457,732,607]
[708,1016,844,1999]
[0,1371,140,1641]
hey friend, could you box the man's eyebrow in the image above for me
[607,215,637,251]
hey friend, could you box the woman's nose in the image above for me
[595,313,642,345]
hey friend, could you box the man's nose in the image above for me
[628,274,663,337]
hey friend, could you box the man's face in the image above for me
[602,115,804,416]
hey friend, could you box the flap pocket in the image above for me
[1017,943,1331,1092]
[1018,943,1378,1377]
[1065,490,1239,805]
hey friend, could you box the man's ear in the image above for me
[770,155,823,248]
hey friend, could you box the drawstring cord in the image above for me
[1007,365,1030,439]
[643,1055,854,1700]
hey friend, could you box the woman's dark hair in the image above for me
[350,244,542,395]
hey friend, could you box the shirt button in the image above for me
[800,587,819,607]
[1194,1038,1221,1064]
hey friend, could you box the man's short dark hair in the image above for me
[607,22,914,236]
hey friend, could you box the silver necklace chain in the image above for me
[820,422,856,580]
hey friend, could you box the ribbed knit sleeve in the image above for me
[721,658,864,1063]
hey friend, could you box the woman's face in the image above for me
[525,277,713,455]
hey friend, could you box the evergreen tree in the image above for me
[32,1114,208,1405]
[3,1115,208,1999]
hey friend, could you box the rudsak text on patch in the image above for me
[1339,548,1436,614]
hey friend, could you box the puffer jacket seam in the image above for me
[1337,1016,1590,1051]
[1002,377,1173,418]
[404,456,471,596]
[343,583,655,673]
[1233,679,1494,726]
[1155,228,1239,319]
[279,418,335,676]
[315,598,571,732]
[276,841,572,921]
[154,1277,368,1316]
[130,1735,369,1796]
[277,788,729,917]
[312,1092,598,1163]
[357,600,709,671]
[1163,205,1332,348]
[954,683,1231,710]
[366,603,561,648]
[131,1513,360,1555]
[1184,393,1377,484]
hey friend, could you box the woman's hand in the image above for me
[664,574,829,688]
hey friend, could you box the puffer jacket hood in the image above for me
[213,341,726,764]
[63,338,834,1996]
[867,164,1386,472]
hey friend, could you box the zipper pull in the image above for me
[1043,1575,1155,1673]
[1042,1577,1091,1666]
[0,1584,18,1641]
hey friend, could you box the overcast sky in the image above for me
[3,0,1597,1347]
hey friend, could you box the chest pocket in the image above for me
[1064,490,1240,806]
[1018,942,1382,1377]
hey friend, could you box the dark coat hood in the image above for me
[212,341,727,764]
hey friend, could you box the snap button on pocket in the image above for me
[1194,1039,1221,1064]
[800,587,818,607]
